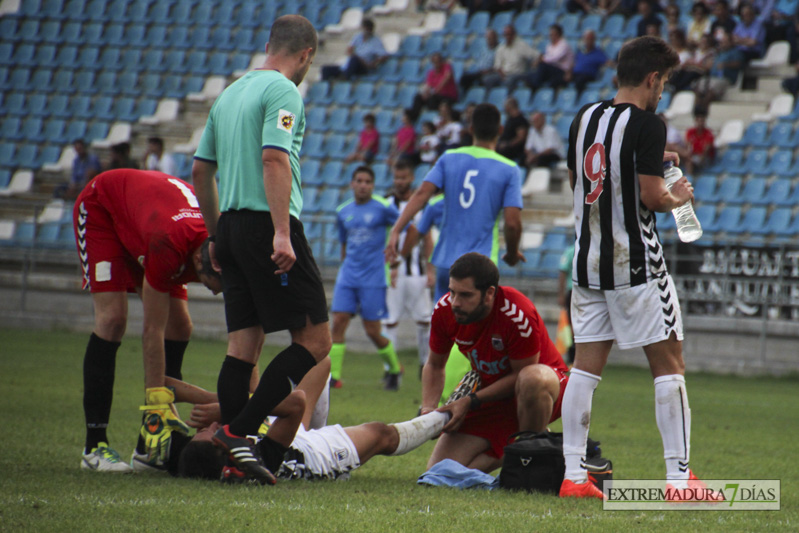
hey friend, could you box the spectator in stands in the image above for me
[566,30,608,92]
[567,0,597,14]
[664,3,683,35]
[388,109,418,166]
[780,60,799,95]
[524,112,565,169]
[669,29,712,93]
[694,30,744,108]
[321,18,388,81]
[106,142,139,171]
[434,100,463,152]
[143,137,177,177]
[637,0,664,37]
[684,107,715,175]
[710,0,738,42]
[496,97,528,164]
[59,139,101,200]
[733,4,766,62]
[410,53,459,121]
[459,29,499,91]
[419,121,440,164]
[525,24,574,90]
[659,113,691,165]
[686,2,713,48]
[459,103,476,147]
[345,114,380,164]
[482,25,538,89]
[463,0,523,16]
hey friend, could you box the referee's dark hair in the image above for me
[470,103,502,142]
[351,165,375,182]
[269,15,318,55]
[178,440,225,480]
[450,252,500,296]
[616,36,680,88]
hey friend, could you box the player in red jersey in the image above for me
[73,169,222,473]
[421,252,569,472]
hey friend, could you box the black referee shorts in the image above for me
[215,210,328,334]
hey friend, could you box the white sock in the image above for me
[654,374,691,485]
[416,323,430,366]
[389,411,450,456]
[562,368,602,483]
[308,374,330,430]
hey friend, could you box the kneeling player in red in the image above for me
[421,252,569,473]
[74,169,222,473]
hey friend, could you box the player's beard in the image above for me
[453,302,490,324]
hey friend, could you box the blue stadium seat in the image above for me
[38,223,61,249]
[323,135,348,160]
[0,18,17,42]
[118,72,139,96]
[305,81,330,104]
[656,210,676,232]
[423,34,445,57]
[0,169,10,188]
[190,26,212,50]
[555,115,571,141]
[444,35,468,60]
[3,117,22,140]
[301,160,322,186]
[351,82,376,107]
[13,222,36,247]
[183,76,204,95]
[510,87,531,111]
[4,92,25,116]
[0,143,15,166]
[302,186,320,211]
[112,97,136,122]
[752,207,791,235]
[306,107,327,131]
[520,250,542,277]
[0,43,14,66]
[86,121,110,143]
[302,133,326,159]
[533,11,558,35]
[69,95,91,119]
[774,211,799,239]
[731,121,768,148]
[600,14,625,38]
[8,67,32,91]
[375,110,396,135]
[513,10,536,38]
[330,81,355,106]
[414,163,432,186]
[98,47,121,71]
[372,84,397,108]
[64,119,88,141]
[119,48,142,70]
[537,252,562,278]
[560,13,582,39]
[389,59,423,84]
[734,149,769,176]
[18,20,41,42]
[461,86,486,107]
[171,0,193,23]
[456,11,489,36]
[21,117,45,143]
[529,88,555,111]
[326,108,351,133]
[399,35,424,58]
[346,109,369,133]
[234,1,259,28]
[95,72,118,95]
[764,122,793,149]
[134,98,157,118]
[14,144,39,168]
[192,0,215,23]
[553,87,578,113]
[143,49,166,73]
[540,231,568,252]
[373,163,390,188]
[490,11,514,33]
[232,27,255,51]
[12,43,35,66]
[623,14,642,39]
[211,27,235,51]
[728,177,766,205]
[487,87,508,107]
[692,175,716,203]
[396,85,417,109]
[438,10,467,35]
[729,206,766,234]
[318,188,342,214]
[706,206,741,233]
[763,150,792,177]
[693,205,716,233]
[753,178,790,207]
[707,147,743,174]
[60,21,82,44]
[713,175,742,204]
[158,74,181,98]
[207,52,229,75]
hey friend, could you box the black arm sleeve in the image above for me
[635,113,667,178]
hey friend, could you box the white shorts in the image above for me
[278,424,361,481]
[384,274,432,324]
[571,275,684,350]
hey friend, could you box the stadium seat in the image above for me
[398,34,424,58]
[305,81,330,104]
[707,147,743,174]
[13,144,39,168]
[372,84,398,108]
[455,11,489,36]
[112,97,136,122]
[529,88,555,111]
[301,160,323,187]
[533,11,558,35]
[351,82,376,107]
[3,117,22,141]
[731,121,768,148]
[318,188,342,214]
[319,161,345,186]
[375,110,397,135]
[422,34,445,57]
[774,211,799,239]
[764,122,794,149]
[555,116,571,142]
[600,14,625,38]
[513,10,536,37]
[118,72,139,96]
[539,232,568,252]
[12,222,36,247]
[330,82,356,106]
[713,176,742,204]
[553,87,578,114]
[728,178,766,205]
[762,150,792,177]
[729,206,766,234]
[21,117,45,143]
[693,205,716,233]
[734,149,769,176]
[537,252,562,278]
[326,108,351,133]
[657,210,676,232]
[752,207,791,235]
[692,175,716,203]
[487,87,509,108]
[490,11,514,34]
[395,85,418,109]
[3,92,25,116]
[64,119,88,141]
[706,206,741,233]
[42,119,67,144]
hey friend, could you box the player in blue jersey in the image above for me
[386,103,525,300]
[328,166,404,390]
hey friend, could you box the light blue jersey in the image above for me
[335,195,399,288]
[418,193,444,236]
[424,146,523,269]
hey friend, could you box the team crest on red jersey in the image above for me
[491,335,504,351]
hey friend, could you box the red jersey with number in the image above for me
[82,170,207,292]
[429,286,567,386]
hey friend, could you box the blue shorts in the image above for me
[331,285,388,321]
[434,267,450,302]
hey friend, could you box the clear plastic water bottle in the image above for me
[663,162,703,243]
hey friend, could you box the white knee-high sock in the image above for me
[308,374,330,430]
[654,374,691,484]
[390,411,450,456]
[562,368,602,483]
[416,323,430,366]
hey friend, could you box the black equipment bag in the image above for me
[498,431,612,494]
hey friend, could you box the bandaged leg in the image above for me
[389,411,450,456]
[655,374,691,487]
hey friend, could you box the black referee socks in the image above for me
[228,343,316,437]
[163,339,189,381]
[217,355,255,425]
[83,333,120,451]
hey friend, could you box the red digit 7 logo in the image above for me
[583,143,607,205]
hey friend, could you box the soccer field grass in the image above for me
[1,328,797,532]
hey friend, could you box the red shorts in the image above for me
[458,368,569,459]
[73,188,187,299]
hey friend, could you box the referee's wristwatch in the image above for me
[468,392,482,411]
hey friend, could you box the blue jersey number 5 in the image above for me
[459,170,477,209]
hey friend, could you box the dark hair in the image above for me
[393,158,413,172]
[422,120,436,132]
[362,18,375,31]
[147,136,164,148]
[550,24,563,36]
[269,15,318,55]
[693,106,708,118]
[691,2,709,15]
[616,36,680,87]
[449,252,499,295]
[352,165,375,181]
[470,103,501,141]
[199,238,222,281]
[363,113,376,124]
[177,440,225,480]
[73,139,86,146]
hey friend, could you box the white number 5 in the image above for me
[168,178,200,208]
[459,170,477,209]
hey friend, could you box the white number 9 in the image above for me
[459,170,477,209]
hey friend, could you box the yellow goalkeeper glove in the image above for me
[139,387,190,465]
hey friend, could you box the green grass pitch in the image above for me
[1,328,797,532]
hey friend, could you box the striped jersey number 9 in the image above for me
[583,143,607,205]
[460,170,478,209]
[168,178,200,208]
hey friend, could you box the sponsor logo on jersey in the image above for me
[454,338,474,345]
[278,109,295,133]
[466,348,509,375]
[364,213,374,224]
[335,449,349,461]
[491,335,504,351]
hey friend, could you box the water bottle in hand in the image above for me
[663,162,703,243]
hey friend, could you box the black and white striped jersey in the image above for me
[568,100,668,290]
